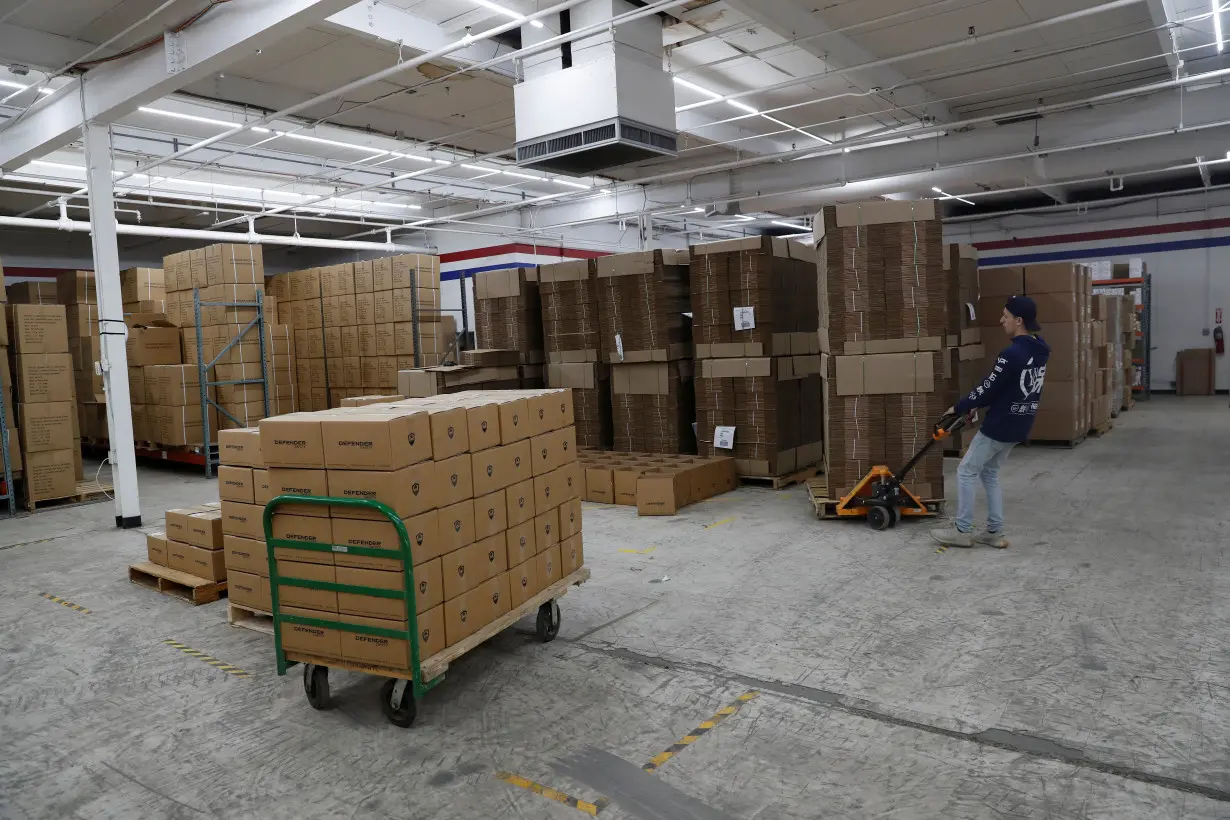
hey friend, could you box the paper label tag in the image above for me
[615,333,624,362]
[733,307,756,331]
[714,426,736,450]
[966,302,976,322]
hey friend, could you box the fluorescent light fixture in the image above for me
[272,130,384,153]
[392,152,433,163]
[692,207,705,213]
[531,20,544,27]
[502,170,546,181]
[461,163,489,171]
[553,178,591,189]
[728,100,758,115]
[734,215,755,221]
[0,80,53,95]
[600,188,614,194]
[138,107,238,129]
[1216,0,1225,54]
[772,220,806,229]
[433,159,453,165]
[932,186,976,206]
[471,0,542,27]
[252,127,271,134]
[30,160,83,173]
[672,77,723,100]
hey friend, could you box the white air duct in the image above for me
[514,0,677,173]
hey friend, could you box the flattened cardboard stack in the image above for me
[941,245,984,454]
[578,450,736,515]
[598,249,693,453]
[147,502,226,584]
[8,305,78,501]
[819,201,947,498]
[692,236,824,478]
[541,259,611,449]
[474,267,544,386]
[271,255,452,411]
[398,364,520,398]
[248,388,583,670]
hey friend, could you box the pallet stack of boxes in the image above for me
[0,268,19,474]
[818,202,947,499]
[145,502,226,584]
[578,450,737,515]
[1090,294,1116,429]
[940,245,984,454]
[597,249,694,454]
[690,236,824,481]
[541,259,612,450]
[54,272,101,459]
[215,428,273,612]
[273,256,450,410]
[8,304,78,503]
[129,316,196,447]
[244,388,582,669]
[473,266,545,387]
[1120,291,1139,409]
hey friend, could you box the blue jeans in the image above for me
[956,432,1015,534]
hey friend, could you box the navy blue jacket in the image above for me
[955,334,1051,444]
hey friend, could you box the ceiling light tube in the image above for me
[471,0,543,27]
[553,178,591,189]
[502,170,546,181]
[139,107,240,129]
[771,220,806,229]
[673,77,723,100]
[728,100,759,115]
[1216,0,1225,54]
[932,186,976,206]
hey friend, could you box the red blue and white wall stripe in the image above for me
[439,242,606,281]
[974,217,1230,266]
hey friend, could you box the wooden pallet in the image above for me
[25,479,113,513]
[128,561,227,605]
[806,477,945,520]
[284,567,592,683]
[1089,420,1113,437]
[228,602,274,635]
[740,464,822,490]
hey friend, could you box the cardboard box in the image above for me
[320,411,432,469]
[508,558,539,608]
[583,465,614,503]
[219,501,265,540]
[558,497,582,539]
[18,402,74,453]
[441,534,508,599]
[1024,263,1079,294]
[259,414,324,468]
[336,562,441,619]
[338,607,446,669]
[15,353,73,403]
[147,531,170,566]
[535,544,562,594]
[22,449,76,502]
[265,468,330,517]
[228,571,272,611]
[331,510,441,570]
[471,439,530,497]
[1176,348,1216,395]
[531,426,577,476]
[534,507,559,551]
[636,469,691,515]
[978,267,1023,298]
[182,509,223,550]
[474,489,508,540]
[505,476,536,528]
[833,353,935,396]
[561,533,584,576]
[120,267,165,303]
[444,573,511,646]
[433,453,474,507]
[224,535,269,577]
[437,499,476,555]
[277,560,338,612]
[169,541,227,582]
[219,428,263,467]
[327,462,436,520]
[126,326,182,366]
[506,520,536,567]
[217,465,255,503]
[280,605,342,658]
[11,305,69,354]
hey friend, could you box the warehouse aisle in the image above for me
[2,397,1228,819]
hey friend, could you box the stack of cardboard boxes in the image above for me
[215,428,273,610]
[541,259,612,450]
[235,388,583,670]
[474,267,544,385]
[0,273,19,474]
[597,250,694,453]
[579,450,737,515]
[940,245,985,453]
[145,503,227,584]
[271,256,450,411]
[8,305,78,502]
[128,317,200,447]
[693,236,824,479]
[6,280,56,304]
[398,362,520,397]
[57,271,107,446]
[121,267,166,315]
[818,202,947,498]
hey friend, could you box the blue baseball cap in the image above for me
[1005,295,1041,332]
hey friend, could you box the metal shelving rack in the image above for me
[1093,275,1152,401]
[0,383,15,516]
[194,288,270,477]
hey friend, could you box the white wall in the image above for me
[948,193,1230,392]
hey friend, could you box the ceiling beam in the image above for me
[1143,0,1181,75]
[721,0,952,126]
[0,0,356,171]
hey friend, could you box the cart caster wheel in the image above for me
[303,664,330,710]
[867,507,892,531]
[888,506,901,527]
[536,600,561,642]
[380,678,417,728]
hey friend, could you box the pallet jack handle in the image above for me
[895,411,976,484]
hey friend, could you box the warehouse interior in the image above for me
[1,1,1229,818]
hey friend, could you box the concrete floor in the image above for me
[2,396,1229,819]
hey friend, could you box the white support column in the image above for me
[83,122,142,528]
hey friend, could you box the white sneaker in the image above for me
[931,528,973,548]
[974,531,1009,549]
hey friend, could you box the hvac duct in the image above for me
[514,0,677,174]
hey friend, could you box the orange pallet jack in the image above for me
[834,412,972,530]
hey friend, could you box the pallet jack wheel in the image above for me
[303,664,330,710]
[888,506,901,527]
[867,506,892,531]
[536,600,561,642]
[380,678,417,728]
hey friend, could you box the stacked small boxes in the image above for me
[8,305,78,501]
[216,428,273,611]
[57,272,107,448]
[398,363,521,397]
[692,236,824,479]
[120,267,166,315]
[5,280,57,304]
[579,450,737,515]
[273,255,450,410]
[474,266,544,387]
[251,387,583,670]
[147,502,226,583]
[819,202,947,497]
[540,259,612,449]
[597,249,694,453]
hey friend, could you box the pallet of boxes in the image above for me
[473,266,545,387]
[59,271,107,448]
[136,503,227,604]
[232,389,587,710]
[578,449,737,515]
[7,303,82,510]
[541,259,613,450]
[272,256,452,411]
[692,236,825,488]
[940,245,984,456]
[0,273,21,484]
[216,428,275,628]
[813,201,947,514]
